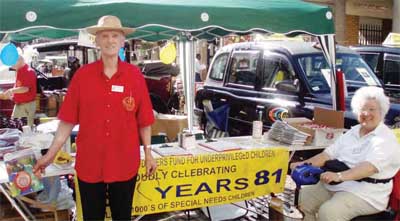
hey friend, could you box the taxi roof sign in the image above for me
[383,32,400,47]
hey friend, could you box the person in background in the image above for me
[38,64,46,73]
[4,50,37,126]
[195,53,206,82]
[34,15,157,220]
[290,86,400,221]
[64,57,81,86]
[68,57,80,81]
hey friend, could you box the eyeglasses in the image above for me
[360,107,379,113]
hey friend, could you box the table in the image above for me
[224,135,326,161]
[0,136,326,220]
[223,135,326,152]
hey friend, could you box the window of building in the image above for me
[359,17,383,45]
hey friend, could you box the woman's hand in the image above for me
[320,171,342,184]
[144,154,157,176]
[290,161,304,170]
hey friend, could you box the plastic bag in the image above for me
[4,148,44,196]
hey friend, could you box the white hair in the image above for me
[351,86,390,120]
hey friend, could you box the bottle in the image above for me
[252,106,264,139]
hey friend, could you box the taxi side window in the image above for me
[383,54,400,85]
[209,53,229,81]
[226,51,259,86]
[262,55,296,89]
[360,53,379,73]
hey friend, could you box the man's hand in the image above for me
[0,90,12,100]
[4,89,13,99]
[144,154,157,176]
[33,153,56,178]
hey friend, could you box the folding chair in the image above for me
[203,103,230,139]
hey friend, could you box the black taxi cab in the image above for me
[195,41,400,136]
[351,45,400,99]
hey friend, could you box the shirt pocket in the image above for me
[119,95,136,129]
[350,143,365,155]
[119,87,138,113]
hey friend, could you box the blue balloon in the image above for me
[0,43,19,66]
[119,47,126,61]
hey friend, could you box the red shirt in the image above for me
[13,64,37,104]
[58,60,154,183]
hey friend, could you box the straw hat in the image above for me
[86,15,135,36]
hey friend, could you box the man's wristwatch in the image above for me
[337,172,343,181]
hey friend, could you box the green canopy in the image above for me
[0,0,334,42]
[0,0,339,129]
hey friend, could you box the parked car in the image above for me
[138,61,183,114]
[195,41,400,137]
[351,45,400,99]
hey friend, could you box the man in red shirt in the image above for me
[4,53,37,126]
[34,15,157,220]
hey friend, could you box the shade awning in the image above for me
[0,0,334,42]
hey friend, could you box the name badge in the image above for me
[111,85,124,93]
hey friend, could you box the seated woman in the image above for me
[290,86,400,221]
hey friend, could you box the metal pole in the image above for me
[318,34,337,110]
[0,184,31,221]
[185,40,195,133]
[179,33,195,134]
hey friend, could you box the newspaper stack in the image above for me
[268,120,310,145]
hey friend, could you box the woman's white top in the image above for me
[324,123,400,210]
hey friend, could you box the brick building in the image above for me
[306,0,400,46]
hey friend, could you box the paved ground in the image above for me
[134,207,267,221]
[132,196,281,221]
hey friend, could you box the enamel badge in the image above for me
[122,96,135,111]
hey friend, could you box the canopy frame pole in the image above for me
[178,32,196,133]
[318,34,337,110]
[0,33,8,42]
[130,29,177,40]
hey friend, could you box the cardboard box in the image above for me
[151,114,188,142]
[284,107,345,146]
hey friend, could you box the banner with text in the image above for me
[131,148,289,215]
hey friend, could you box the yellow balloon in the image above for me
[160,42,176,64]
